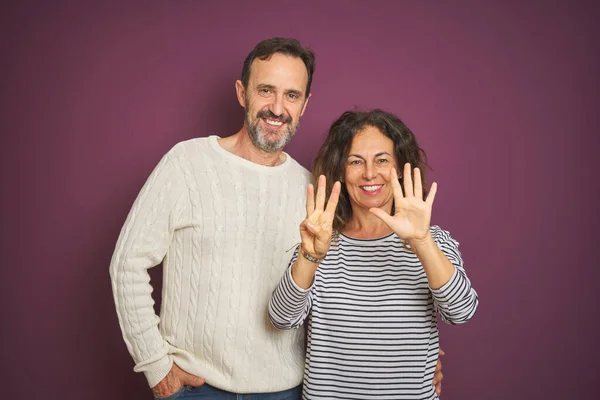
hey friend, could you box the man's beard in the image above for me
[246,108,298,153]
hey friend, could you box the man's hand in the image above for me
[152,363,205,397]
[432,348,445,396]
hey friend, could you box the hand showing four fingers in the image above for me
[369,163,438,242]
[299,175,342,259]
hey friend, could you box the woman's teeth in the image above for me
[362,185,382,192]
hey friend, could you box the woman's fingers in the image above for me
[426,182,438,207]
[301,219,317,235]
[325,181,341,215]
[302,217,331,241]
[306,183,315,216]
[369,207,394,228]
[391,168,404,208]
[403,163,414,197]
[413,167,423,200]
[315,175,327,211]
[306,178,340,240]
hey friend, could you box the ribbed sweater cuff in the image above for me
[143,355,173,388]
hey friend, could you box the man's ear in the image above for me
[300,92,312,117]
[235,80,246,108]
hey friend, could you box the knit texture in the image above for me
[110,136,311,392]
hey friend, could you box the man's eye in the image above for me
[260,89,271,94]
[288,93,298,99]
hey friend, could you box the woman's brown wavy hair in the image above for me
[312,109,429,232]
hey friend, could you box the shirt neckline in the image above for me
[207,135,292,172]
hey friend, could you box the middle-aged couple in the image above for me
[110,37,479,400]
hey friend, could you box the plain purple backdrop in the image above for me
[1,1,598,399]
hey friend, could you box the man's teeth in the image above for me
[265,119,283,126]
[362,185,382,192]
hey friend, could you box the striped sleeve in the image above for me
[268,248,314,330]
[429,226,479,325]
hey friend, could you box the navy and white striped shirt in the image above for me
[269,226,478,400]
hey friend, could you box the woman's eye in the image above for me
[349,160,362,165]
[377,159,389,164]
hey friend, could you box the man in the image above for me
[110,37,443,399]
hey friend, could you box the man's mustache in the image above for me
[257,110,292,124]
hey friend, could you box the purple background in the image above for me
[1,1,598,399]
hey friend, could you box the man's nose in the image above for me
[268,94,285,117]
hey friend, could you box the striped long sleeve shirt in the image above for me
[269,226,479,400]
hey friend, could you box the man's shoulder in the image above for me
[165,136,214,159]
[284,154,312,182]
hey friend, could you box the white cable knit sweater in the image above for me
[110,135,311,392]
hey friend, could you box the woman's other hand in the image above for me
[369,163,437,241]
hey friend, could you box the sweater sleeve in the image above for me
[429,227,479,325]
[109,150,186,387]
[268,247,314,330]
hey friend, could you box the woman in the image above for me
[268,109,478,399]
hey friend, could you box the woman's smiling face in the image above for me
[344,125,398,215]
